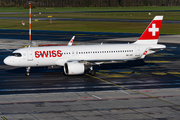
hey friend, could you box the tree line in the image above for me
[0,0,180,7]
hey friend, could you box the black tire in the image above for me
[26,72,30,76]
[89,70,96,76]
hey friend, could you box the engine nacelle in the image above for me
[64,62,85,75]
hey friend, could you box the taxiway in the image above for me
[0,33,180,120]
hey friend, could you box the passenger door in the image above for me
[27,49,33,61]
[135,46,140,56]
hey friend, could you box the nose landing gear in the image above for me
[26,67,31,76]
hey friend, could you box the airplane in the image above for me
[4,16,166,76]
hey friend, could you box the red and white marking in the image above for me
[149,24,159,36]
[29,2,31,41]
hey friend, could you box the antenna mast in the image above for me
[29,2,31,46]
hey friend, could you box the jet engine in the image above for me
[64,62,85,75]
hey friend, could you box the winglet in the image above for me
[134,16,163,44]
[68,36,75,46]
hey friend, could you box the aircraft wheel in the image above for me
[89,70,96,76]
[26,72,30,76]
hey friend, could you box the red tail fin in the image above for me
[134,16,163,44]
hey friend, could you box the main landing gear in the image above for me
[25,66,95,76]
[26,67,31,76]
[88,66,96,76]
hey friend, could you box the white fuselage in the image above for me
[4,43,160,67]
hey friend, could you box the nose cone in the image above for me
[4,57,9,65]
[4,56,13,66]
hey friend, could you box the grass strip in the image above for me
[0,20,179,34]
[0,12,180,21]
[0,6,180,12]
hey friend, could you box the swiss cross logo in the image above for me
[148,24,159,36]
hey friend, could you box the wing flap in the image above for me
[67,59,134,65]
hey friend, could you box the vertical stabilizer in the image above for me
[134,16,163,44]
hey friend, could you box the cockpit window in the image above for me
[12,53,22,57]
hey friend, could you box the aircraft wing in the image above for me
[67,59,136,65]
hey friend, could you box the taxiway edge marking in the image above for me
[1,116,7,120]
[92,95,102,99]
[86,74,180,107]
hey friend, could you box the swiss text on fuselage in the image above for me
[35,50,62,58]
